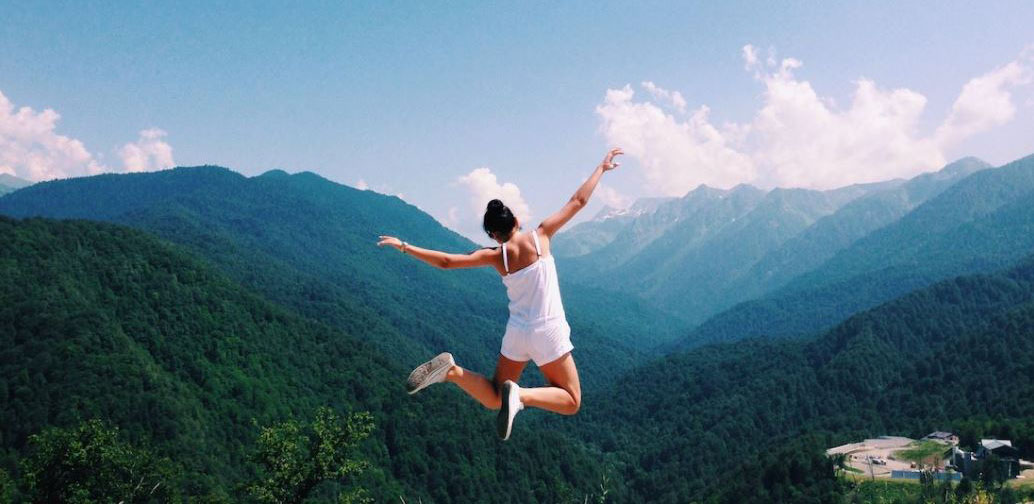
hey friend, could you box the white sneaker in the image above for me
[406,352,454,395]
[497,380,524,440]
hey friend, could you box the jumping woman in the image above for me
[377,147,622,440]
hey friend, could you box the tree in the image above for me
[20,419,178,503]
[246,407,374,504]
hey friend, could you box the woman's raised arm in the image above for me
[538,148,622,238]
[377,236,498,270]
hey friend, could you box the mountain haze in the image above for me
[0,174,31,196]
[688,153,1034,347]
[556,160,983,325]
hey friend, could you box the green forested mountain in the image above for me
[686,154,1033,347]
[730,157,989,301]
[558,158,985,327]
[0,167,684,386]
[555,253,1034,502]
[0,217,613,502]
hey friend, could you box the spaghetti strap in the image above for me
[531,229,541,256]
[501,242,510,273]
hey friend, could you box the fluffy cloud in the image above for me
[596,85,756,195]
[935,56,1033,146]
[748,53,944,188]
[456,167,532,226]
[0,89,177,181]
[597,46,1033,193]
[641,81,687,113]
[0,90,104,181]
[596,183,634,210]
[119,128,175,173]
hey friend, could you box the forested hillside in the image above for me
[0,217,614,502]
[686,154,1033,347]
[554,254,1034,502]
[557,158,984,326]
[0,167,685,387]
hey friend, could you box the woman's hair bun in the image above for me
[483,199,517,241]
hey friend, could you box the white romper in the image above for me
[499,230,573,366]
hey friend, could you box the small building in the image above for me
[953,439,1021,479]
[924,431,959,445]
[978,439,1021,478]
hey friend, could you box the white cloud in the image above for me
[456,167,532,226]
[596,183,633,209]
[935,57,1033,146]
[596,84,756,196]
[596,46,1033,193]
[0,90,105,181]
[742,44,759,70]
[641,81,687,113]
[355,178,369,190]
[748,56,944,188]
[0,89,179,181]
[119,128,175,173]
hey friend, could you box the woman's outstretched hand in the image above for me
[600,148,623,172]
[377,235,403,251]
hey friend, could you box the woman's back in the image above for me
[500,230,566,328]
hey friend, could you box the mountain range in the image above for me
[2,151,1034,502]
[555,157,990,328]
[0,174,31,196]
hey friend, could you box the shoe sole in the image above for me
[406,352,454,395]
[497,381,519,440]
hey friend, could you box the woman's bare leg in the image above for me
[446,354,526,410]
[519,352,581,415]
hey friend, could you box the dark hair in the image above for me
[483,199,517,241]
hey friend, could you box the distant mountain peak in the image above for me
[0,173,32,189]
[259,169,290,178]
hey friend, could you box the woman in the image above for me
[377,147,622,440]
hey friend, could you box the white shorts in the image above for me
[500,319,574,366]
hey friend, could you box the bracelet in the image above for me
[401,241,409,254]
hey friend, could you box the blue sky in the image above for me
[2,1,1032,241]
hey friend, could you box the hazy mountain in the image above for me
[0,167,685,387]
[0,217,611,502]
[729,157,990,303]
[687,153,1034,347]
[561,180,896,324]
[0,174,31,196]
[557,252,1034,502]
[557,159,989,327]
[552,197,674,258]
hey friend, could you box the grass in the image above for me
[894,440,950,465]
[845,479,922,501]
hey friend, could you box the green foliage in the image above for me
[555,255,1034,502]
[0,216,613,502]
[894,440,950,466]
[20,419,178,503]
[0,165,683,388]
[0,468,13,503]
[246,407,374,504]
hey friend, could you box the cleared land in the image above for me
[827,436,953,478]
